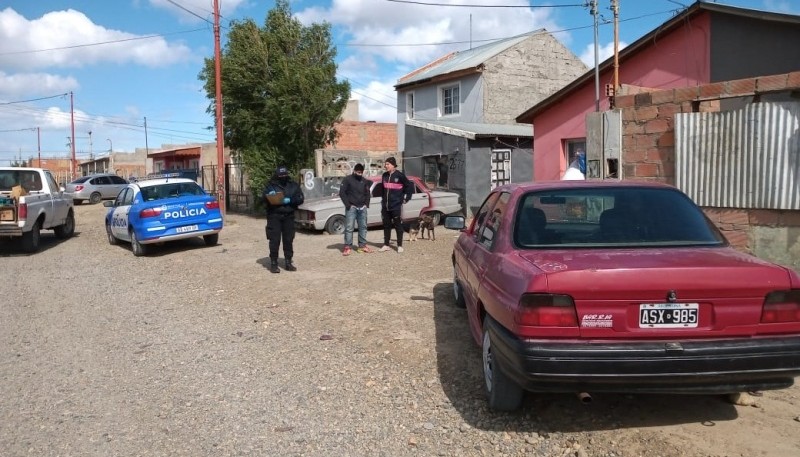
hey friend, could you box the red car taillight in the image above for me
[19,203,27,220]
[75,185,84,192]
[139,207,162,218]
[761,290,800,323]
[516,293,578,327]
[205,200,219,210]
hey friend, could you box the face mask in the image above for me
[278,176,289,184]
[354,173,363,181]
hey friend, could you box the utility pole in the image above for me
[213,0,226,213]
[612,0,620,93]
[590,0,600,112]
[88,130,93,160]
[144,116,150,176]
[36,127,41,166]
[70,92,76,178]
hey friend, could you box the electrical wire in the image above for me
[385,0,586,7]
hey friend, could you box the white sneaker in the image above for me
[397,246,404,253]
[380,245,391,252]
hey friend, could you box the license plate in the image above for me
[176,225,198,233]
[0,209,13,221]
[639,303,699,328]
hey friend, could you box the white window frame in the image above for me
[405,92,415,119]
[438,83,460,117]
[490,149,511,189]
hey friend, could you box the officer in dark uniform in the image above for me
[263,166,304,273]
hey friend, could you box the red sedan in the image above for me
[446,180,800,411]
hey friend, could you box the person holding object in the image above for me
[339,163,373,256]
[376,157,412,253]
[562,148,586,180]
[263,165,304,273]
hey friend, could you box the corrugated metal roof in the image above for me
[397,30,546,87]
[406,119,533,140]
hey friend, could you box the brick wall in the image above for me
[328,121,398,152]
[615,71,800,262]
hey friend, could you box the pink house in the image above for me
[517,1,800,181]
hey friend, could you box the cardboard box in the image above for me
[11,185,27,200]
[265,191,285,205]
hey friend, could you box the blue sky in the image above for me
[0,0,796,165]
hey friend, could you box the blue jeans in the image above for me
[344,206,368,247]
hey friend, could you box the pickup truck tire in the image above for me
[21,220,41,253]
[325,215,346,235]
[73,199,83,205]
[54,210,75,239]
[130,230,147,257]
[106,223,118,245]
[203,233,219,246]
[482,316,524,411]
[89,192,102,204]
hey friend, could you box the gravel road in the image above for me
[2,202,799,457]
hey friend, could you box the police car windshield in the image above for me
[141,182,205,201]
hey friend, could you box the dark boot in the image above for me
[285,258,297,272]
[269,259,280,274]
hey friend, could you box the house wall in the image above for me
[404,126,468,213]
[329,121,397,151]
[483,32,586,124]
[711,14,800,82]
[615,72,800,271]
[396,73,483,151]
[530,12,713,181]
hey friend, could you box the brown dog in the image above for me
[419,214,435,240]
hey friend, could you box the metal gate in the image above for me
[201,162,254,213]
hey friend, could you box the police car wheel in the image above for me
[203,233,219,246]
[130,230,147,256]
[106,223,118,245]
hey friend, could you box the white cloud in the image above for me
[0,71,78,99]
[0,8,193,71]
[579,40,628,67]
[296,0,563,70]
[349,79,398,123]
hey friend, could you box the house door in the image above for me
[490,149,511,189]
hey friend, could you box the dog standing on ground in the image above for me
[419,214,435,241]
[406,220,420,241]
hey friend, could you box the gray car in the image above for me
[66,173,129,205]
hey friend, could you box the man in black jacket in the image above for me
[263,166,305,273]
[339,163,372,256]
[377,157,412,253]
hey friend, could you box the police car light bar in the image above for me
[141,172,182,180]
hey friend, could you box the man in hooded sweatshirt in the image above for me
[376,157,412,253]
[339,163,373,256]
[263,165,305,273]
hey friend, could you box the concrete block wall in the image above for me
[329,121,398,152]
[615,72,800,270]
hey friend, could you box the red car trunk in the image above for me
[518,247,795,338]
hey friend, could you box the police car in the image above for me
[103,173,223,256]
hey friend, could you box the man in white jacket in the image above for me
[562,149,586,180]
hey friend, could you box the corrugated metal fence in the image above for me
[675,101,800,210]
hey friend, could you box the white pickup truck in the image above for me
[0,167,75,252]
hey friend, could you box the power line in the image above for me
[165,0,213,24]
[0,29,206,57]
[0,93,68,105]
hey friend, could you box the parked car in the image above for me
[66,173,129,204]
[103,174,223,256]
[447,180,800,411]
[295,176,462,235]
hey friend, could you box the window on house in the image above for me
[491,149,511,189]
[565,140,586,167]
[422,155,449,189]
[440,84,460,116]
[406,93,415,119]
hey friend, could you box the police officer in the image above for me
[263,165,304,273]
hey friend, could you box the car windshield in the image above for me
[514,187,726,248]
[140,182,205,201]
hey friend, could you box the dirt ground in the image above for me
[1,202,799,456]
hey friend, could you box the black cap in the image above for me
[276,166,289,176]
[354,163,364,172]
[384,157,397,167]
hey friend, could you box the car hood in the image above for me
[298,196,343,211]
[517,247,794,300]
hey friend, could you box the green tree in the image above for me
[199,0,350,199]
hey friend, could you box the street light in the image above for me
[107,138,113,152]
